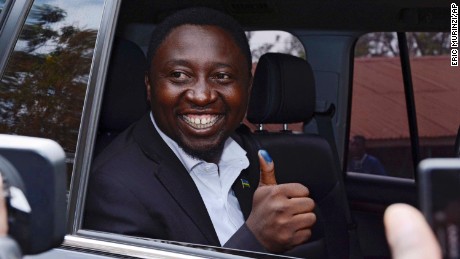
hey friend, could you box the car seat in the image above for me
[243,53,361,258]
[94,37,149,155]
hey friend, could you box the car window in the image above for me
[0,0,105,187]
[349,32,458,179]
[409,33,460,161]
[81,23,307,256]
[0,0,7,23]
[0,0,5,13]
[247,30,305,61]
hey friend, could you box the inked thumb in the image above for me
[258,150,277,186]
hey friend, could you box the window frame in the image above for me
[66,0,120,234]
[0,0,33,77]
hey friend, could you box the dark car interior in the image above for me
[0,0,457,258]
[82,0,456,258]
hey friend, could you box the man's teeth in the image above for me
[183,115,220,129]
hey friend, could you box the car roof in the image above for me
[117,0,452,32]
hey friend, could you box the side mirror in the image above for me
[0,134,67,255]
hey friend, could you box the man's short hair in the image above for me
[146,7,252,74]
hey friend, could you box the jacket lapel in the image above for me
[232,167,257,219]
[133,114,220,246]
[231,127,259,220]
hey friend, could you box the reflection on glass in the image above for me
[351,32,414,178]
[0,0,6,15]
[0,0,104,155]
[351,32,458,178]
[408,32,460,161]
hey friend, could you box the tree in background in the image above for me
[246,31,305,60]
[355,32,451,57]
[0,4,97,153]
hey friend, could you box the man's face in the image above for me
[349,137,365,158]
[146,25,251,162]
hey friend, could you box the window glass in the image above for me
[0,0,6,21]
[350,32,458,179]
[245,30,305,132]
[408,32,459,161]
[0,0,105,185]
[246,31,306,61]
[0,0,5,13]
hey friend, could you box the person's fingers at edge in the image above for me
[258,149,277,186]
[384,203,441,259]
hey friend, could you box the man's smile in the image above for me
[181,114,223,129]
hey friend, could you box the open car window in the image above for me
[77,21,308,256]
[349,32,459,178]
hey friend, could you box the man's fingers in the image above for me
[258,150,277,186]
[292,212,317,229]
[286,196,315,215]
[277,183,310,198]
[290,228,312,248]
[384,203,441,259]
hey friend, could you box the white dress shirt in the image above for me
[150,113,249,245]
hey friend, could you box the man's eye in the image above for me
[171,72,187,79]
[214,73,231,81]
[169,71,191,84]
[217,74,229,79]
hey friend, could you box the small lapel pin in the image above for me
[241,179,250,189]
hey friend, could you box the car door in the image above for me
[345,30,459,257]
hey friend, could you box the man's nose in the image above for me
[185,79,218,106]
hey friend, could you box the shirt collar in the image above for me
[150,112,248,172]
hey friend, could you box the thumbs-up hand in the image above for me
[246,150,316,253]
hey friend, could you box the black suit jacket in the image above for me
[84,114,265,252]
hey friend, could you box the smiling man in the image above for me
[147,23,250,164]
[84,7,315,255]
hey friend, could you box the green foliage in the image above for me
[0,4,97,153]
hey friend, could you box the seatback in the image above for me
[245,53,357,258]
[95,37,149,155]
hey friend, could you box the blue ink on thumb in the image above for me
[259,150,272,163]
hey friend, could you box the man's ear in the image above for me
[145,73,151,102]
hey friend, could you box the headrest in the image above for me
[247,53,316,124]
[99,37,149,132]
